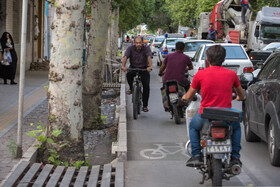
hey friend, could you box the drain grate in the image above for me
[2,161,124,187]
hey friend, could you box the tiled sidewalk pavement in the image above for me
[0,71,48,182]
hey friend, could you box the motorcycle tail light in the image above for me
[168,86,176,92]
[243,67,254,73]
[249,54,254,60]
[211,127,226,138]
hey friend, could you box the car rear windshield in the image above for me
[184,41,213,52]
[155,37,164,42]
[166,39,184,45]
[202,46,248,60]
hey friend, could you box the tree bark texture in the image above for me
[47,0,86,163]
[82,0,111,129]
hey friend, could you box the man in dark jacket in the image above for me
[207,23,216,41]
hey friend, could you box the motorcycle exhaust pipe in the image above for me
[231,164,241,175]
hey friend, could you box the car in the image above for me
[242,50,280,166]
[151,36,165,56]
[188,43,254,84]
[182,39,214,58]
[249,42,280,69]
[143,35,154,45]
[157,34,186,66]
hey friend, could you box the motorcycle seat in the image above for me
[201,107,242,122]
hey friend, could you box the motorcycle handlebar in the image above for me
[127,68,151,72]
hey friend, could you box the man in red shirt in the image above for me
[182,45,246,167]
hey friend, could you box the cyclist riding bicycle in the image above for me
[182,45,246,167]
[158,41,193,91]
[121,36,153,112]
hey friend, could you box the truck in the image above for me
[197,0,280,52]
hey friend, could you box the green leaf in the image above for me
[74,160,84,169]
[48,148,57,154]
[59,143,68,148]
[52,129,62,137]
[30,123,34,126]
[37,135,47,143]
[85,153,89,157]
[50,115,55,120]
[37,125,42,130]
[48,156,55,163]
[64,161,69,167]
[26,130,38,138]
[47,138,55,144]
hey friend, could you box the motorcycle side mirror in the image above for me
[256,62,263,69]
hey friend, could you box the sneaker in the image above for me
[230,156,242,167]
[142,107,149,112]
[186,156,203,167]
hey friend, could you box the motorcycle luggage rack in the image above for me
[201,107,241,122]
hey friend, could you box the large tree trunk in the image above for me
[83,0,111,129]
[47,0,86,163]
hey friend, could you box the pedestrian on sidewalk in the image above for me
[0,32,17,85]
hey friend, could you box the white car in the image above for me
[188,43,254,83]
[183,39,214,58]
[151,36,165,55]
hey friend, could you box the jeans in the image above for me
[189,111,242,158]
[241,5,249,25]
[127,69,150,107]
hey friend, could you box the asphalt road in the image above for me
[124,48,280,187]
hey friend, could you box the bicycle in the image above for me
[128,68,147,120]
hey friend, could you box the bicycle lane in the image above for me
[124,59,244,187]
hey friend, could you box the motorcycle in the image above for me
[161,80,186,124]
[185,95,242,186]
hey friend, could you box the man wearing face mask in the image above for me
[121,36,153,112]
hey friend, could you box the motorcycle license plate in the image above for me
[206,139,231,153]
[169,93,178,102]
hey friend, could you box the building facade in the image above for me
[0,0,46,72]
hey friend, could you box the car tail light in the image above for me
[243,67,254,73]
[168,85,176,92]
[249,54,254,60]
[152,43,155,47]
[162,47,168,52]
[198,67,205,70]
[211,127,226,139]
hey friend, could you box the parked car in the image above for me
[157,34,186,66]
[249,42,280,69]
[242,50,280,166]
[188,43,254,84]
[151,36,165,56]
[182,39,214,58]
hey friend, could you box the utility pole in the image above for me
[16,0,28,158]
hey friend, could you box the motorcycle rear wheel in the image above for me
[172,104,181,124]
[212,158,222,186]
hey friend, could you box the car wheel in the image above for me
[243,107,260,142]
[268,120,280,166]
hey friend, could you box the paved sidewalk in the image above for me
[0,70,48,182]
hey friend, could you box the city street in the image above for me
[124,50,280,186]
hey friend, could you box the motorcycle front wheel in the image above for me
[212,158,222,186]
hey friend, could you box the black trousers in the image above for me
[127,70,150,107]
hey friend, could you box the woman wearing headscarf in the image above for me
[0,32,18,84]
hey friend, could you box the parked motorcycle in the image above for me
[185,96,242,186]
[160,80,186,124]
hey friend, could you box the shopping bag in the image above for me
[3,50,12,63]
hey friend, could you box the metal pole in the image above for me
[16,0,28,158]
